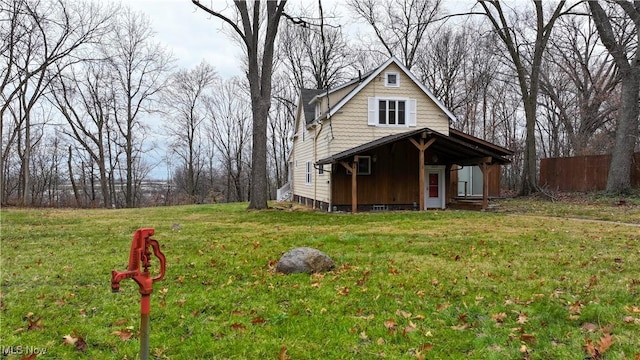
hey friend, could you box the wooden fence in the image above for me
[539,153,640,192]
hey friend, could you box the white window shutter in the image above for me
[408,99,417,126]
[368,97,377,126]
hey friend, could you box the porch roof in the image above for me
[316,127,512,166]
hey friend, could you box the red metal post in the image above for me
[111,228,166,360]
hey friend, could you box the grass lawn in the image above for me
[1,199,639,359]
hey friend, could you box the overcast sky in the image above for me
[108,0,477,178]
[112,0,477,79]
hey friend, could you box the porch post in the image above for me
[418,140,425,210]
[352,155,358,213]
[480,163,489,210]
[339,157,358,213]
[410,137,436,210]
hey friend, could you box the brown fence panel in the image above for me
[540,153,640,192]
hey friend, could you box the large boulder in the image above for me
[275,247,335,274]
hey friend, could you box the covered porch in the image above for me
[317,128,512,212]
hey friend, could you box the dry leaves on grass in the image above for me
[583,333,614,360]
[278,345,290,360]
[62,330,88,352]
[112,328,134,341]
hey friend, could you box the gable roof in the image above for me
[300,88,325,125]
[320,57,458,123]
[317,127,511,166]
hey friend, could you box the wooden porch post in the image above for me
[480,163,489,210]
[339,156,359,213]
[352,156,358,213]
[410,137,436,210]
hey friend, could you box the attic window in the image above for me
[385,72,399,87]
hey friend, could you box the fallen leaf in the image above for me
[583,333,614,359]
[112,318,128,326]
[520,333,537,344]
[384,319,397,332]
[492,312,507,324]
[63,334,78,346]
[377,337,385,345]
[230,323,246,333]
[419,343,433,351]
[395,309,411,318]
[568,301,583,315]
[581,323,598,332]
[251,317,266,324]
[27,317,43,331]
[514,311,528,324]
[278,345,290,360]
[337,286,350,296]
[597,333,613,354]
[112,329,133,341]
[75,336,88,352]
[625,305,640,314]
[451,323,470,331]
[20,355,37,360]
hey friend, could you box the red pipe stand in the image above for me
[111,228,166,360]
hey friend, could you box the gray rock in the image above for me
[275,247,335,274]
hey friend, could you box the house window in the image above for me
[315,102,321,119]
[346,156,372,175]
[368,97,416,127]
[318,164,324,175]
[305,161,312,184]
[305,162,312,184]
[385,72,399,87]
[378,99,406,125]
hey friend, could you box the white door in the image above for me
[425,166,445,209]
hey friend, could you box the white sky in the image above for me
[108,0,477,178]
[114,0,477,79]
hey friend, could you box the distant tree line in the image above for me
[1,0,638,208]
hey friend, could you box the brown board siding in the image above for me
[331,141,504,206]
[539,153,640,191]
[332,141,420,206]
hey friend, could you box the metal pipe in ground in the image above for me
[140,295,151,360]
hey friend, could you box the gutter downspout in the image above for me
[313,119,324,209]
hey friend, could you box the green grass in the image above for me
[1,202,639,359]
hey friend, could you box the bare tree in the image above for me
[192,0,287,209]
[278,4,350,90]
[476,0,577,195]
[106,8,173,207]
[347,0,443,69]
[206,77,252,203]
[163,61,217,203]
[540,11,621,156]
[49,60,119,207]
[0,0,112,205]
[589,1,640,194]
[268,74,298,191]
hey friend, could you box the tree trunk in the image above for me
[606,67,640,193]
[589,1,640,194]
[248,98,270,209]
